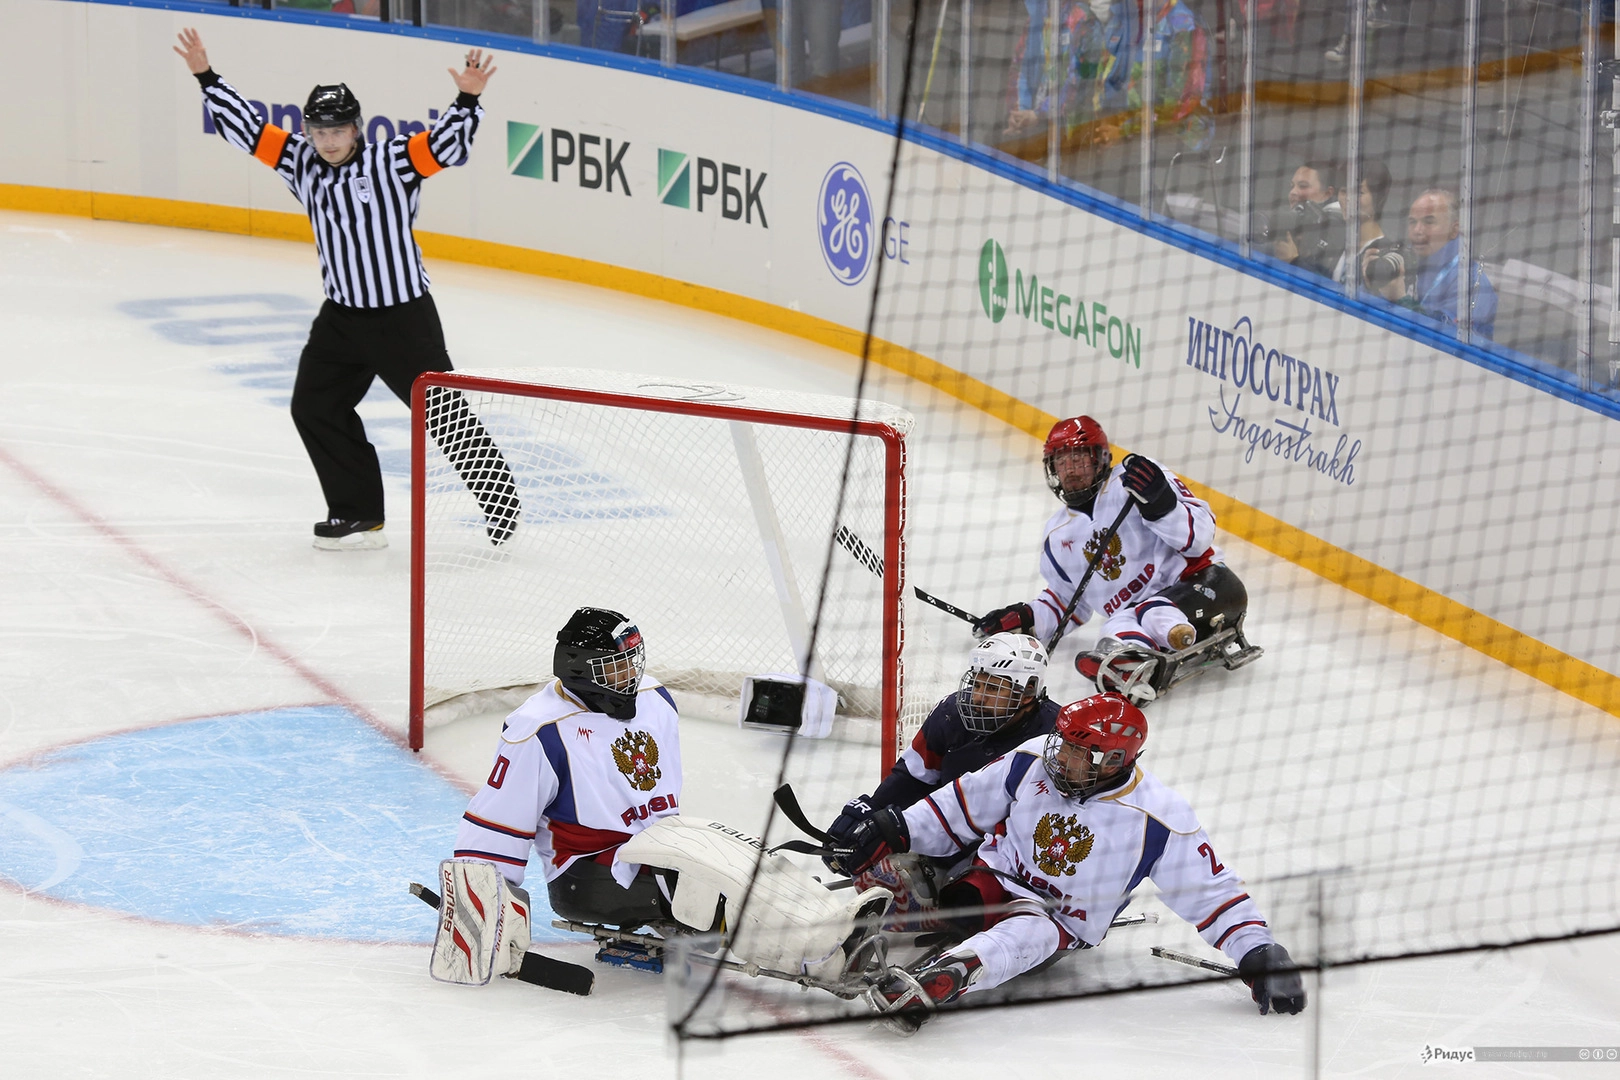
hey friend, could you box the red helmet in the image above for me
[1042,416,1111,509]
[1043,693,1147,799]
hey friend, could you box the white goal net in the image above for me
[409,368,917,763]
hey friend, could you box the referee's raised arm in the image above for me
[175,29,520,553]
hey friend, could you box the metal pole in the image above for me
[780,0,795,91]
[533,0,550,45]
[1140,2,1155,216]
[1611,7,1620,385]
[1499,0,1511,137]
[1047,0,1059,184]
[1239,0,1256,258]
[1458,0,1479,344]
[1343,0,1367,296]
[1578,0,1597,390]
[661,3,675,65]
[875,0,890,118]
[959,0,972,145]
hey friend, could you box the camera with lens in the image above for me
[1254,200,1346,277]
[1362,237,1410,290]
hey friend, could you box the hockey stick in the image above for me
[410,882,595,996]
[833,525,980,625]
[1149,945,1238,976]
[773,782,839,846]
[1043,498,1136,654]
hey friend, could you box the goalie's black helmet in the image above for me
[304,83,361,128]
[554,607,645,721]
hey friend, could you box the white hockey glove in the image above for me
[429,858,532,986]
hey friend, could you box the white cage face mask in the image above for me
[957,669,1029,733]
[588,641,645,695]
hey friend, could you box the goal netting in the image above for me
[408,368,922,762]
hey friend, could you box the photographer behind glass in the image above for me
[1361,187,1498,341]
[1332,158,1392,286]
[1267,160,1346,280]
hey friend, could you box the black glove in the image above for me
[839,806,911,876]
[823,794,874,873]
[1238,943,1307,1016]
[972,602,1034,641]
[1120,453,1177,521]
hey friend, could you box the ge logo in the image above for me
[818,162,873,286]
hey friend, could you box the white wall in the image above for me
[4,0,1616,680]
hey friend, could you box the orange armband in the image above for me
[253,124,290,168]
[407,131,444,178]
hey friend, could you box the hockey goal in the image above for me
[409,368,914,767]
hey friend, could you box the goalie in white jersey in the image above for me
[837,693,1306,1031]
[452,607,684,931]
[973,415,1254,704]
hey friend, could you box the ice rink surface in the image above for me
[2,210,1618,1078]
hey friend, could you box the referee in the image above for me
[174,28,520,551]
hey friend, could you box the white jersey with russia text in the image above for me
[453,678,682,889]
[903,737,1273,966]
[1027,461,1217,643]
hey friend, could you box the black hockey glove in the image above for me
[1238,943,1307,1016]
[972,603,1034,641]
[1120,453,1177,521]
[842,806,911,876]
[822,794,875,873]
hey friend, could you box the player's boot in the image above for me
[867,950,983,1035]
[312,518,387,551]
[1075,637,1123,681]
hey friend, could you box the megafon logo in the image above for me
[979,239,1009,322]
[975,236,1142,368]
[818,162,873,286]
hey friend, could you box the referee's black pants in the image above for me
[290,293,519,539]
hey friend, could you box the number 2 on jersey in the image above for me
[1197,842,1225,875]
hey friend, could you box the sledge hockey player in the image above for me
[836,692,1307,1032]
[824,634,1059,921]
[973,415,1258,704]
[431,606,683,983]
[430,606,892,989]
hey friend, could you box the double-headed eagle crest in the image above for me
[1032,813,1095,877]
[1084,529,1126,582]
[612,730,662,792]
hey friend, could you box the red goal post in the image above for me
[408,368,913,771]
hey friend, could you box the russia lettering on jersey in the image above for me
[453,678,683,888]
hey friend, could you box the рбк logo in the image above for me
[818,162,873,286]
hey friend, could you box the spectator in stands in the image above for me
[1367,187,1497,340]
[1273,159,1344,279]
[1333,157,1392,285]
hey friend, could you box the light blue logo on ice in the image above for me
[818,162,873,286]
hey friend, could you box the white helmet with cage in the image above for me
[956,633,1049,734]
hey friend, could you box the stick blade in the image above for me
[514,951,594,996]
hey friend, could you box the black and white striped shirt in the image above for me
[197,71,480,308]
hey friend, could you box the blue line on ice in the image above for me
[0,706,572,943]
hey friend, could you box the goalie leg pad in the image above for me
[430,859,530,986]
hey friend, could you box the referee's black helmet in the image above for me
[304,83,361,128]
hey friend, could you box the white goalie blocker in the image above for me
[620,817,892,978]
[429,859,532,986]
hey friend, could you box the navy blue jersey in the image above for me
[871,693,1062,811]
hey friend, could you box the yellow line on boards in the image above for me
[4,180,1614,717]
